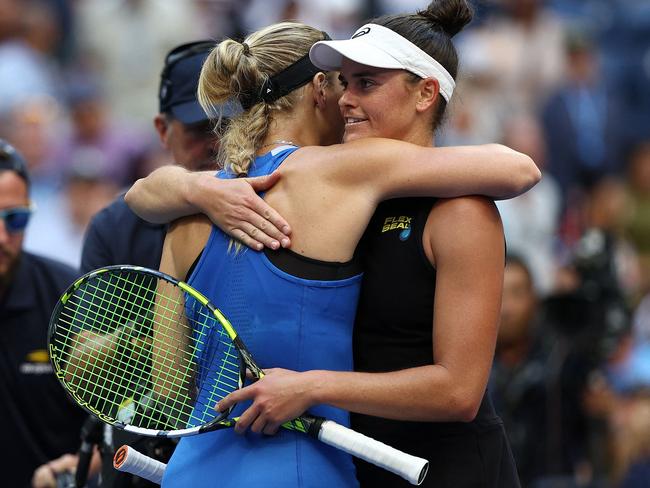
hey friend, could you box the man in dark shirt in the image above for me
[82,40,232,273]
[79,41,236,488]
[489,255,553,485]
[0,139,86,487]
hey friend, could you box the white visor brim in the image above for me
[310,23,455,102]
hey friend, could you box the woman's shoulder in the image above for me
[424,196,504,267]
[165,215,213,277]
[426,197,502,246]
[430,195,499,220]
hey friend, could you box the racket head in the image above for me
[48,265,245,437]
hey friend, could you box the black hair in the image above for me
[371,0,474,129]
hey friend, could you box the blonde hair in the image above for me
[198,22,326,176]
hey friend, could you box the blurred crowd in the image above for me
[1,0,650,486]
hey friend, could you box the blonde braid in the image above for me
[197,22,327,176]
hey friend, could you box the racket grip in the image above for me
[113,445,167,485]
[317,420,429,485]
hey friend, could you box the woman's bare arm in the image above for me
[125,166,291,250]
[126,142,538,252]
[153,216,212,399]
[302,139,540,203]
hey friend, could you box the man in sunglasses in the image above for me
[0,139,87,487]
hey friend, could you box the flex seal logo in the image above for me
[20,349,53,374]
[352,27,371,39]
[382,216,412,241]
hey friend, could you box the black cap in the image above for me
[159,41,241,124]
[0,139,29,187]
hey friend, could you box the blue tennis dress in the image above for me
[162,147,363,487]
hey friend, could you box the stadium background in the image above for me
[1,0,649,486]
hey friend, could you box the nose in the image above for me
[338,89,355,112]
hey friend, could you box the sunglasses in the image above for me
[0,204,35,233]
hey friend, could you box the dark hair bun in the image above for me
[418,0,474,37]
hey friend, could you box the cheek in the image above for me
[330,109,344,134]
[0,233,23,257]
[366,107,394,138]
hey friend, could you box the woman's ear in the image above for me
[415,78,440,113]
[312,72,328,109]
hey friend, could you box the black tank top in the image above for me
[353,198,515,487]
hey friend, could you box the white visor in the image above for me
[310,23,455,103]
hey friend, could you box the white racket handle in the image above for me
[317,420,429,485]
[113,445,167,485]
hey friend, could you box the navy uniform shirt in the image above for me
[81,194,170,488]
[0,252,86,488]
[81,194,166,273]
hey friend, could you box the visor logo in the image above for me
[352,27,371,39]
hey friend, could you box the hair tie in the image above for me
[242,42,251,56]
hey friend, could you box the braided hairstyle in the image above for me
[198,22,327,176]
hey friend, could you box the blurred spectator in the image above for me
[23,159,119,268]
[581,177,641,299]
[496,114,561,295]
[610,391,650,488]
[440,42,507,146]
[490,255,554,484]
[241,0,363,38]
[624,141,650,297]
[0,139,86,487]
[543,203,636,484]
[45,79,152,187]
[542,27,625,196]
[0,0,63,116]
[633,294,650,345]
[192,0,247,40]
[74,0,206,125]
[600,332,650,398]
[0,96,60,179]
[295,0,363,38]
[64,164,120,233]
[22,0,64,61]
[374,0,430,15]
[460,0,566,115]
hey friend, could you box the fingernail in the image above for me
[282,226,291,234]
[281,238,290,248]
[256,243,263,251]
[271,241,279,250]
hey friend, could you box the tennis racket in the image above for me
[48,265,429,485]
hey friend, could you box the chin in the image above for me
[343,131,364,143]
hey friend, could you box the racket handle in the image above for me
[113,445,167,485]
[317,420,429,485]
